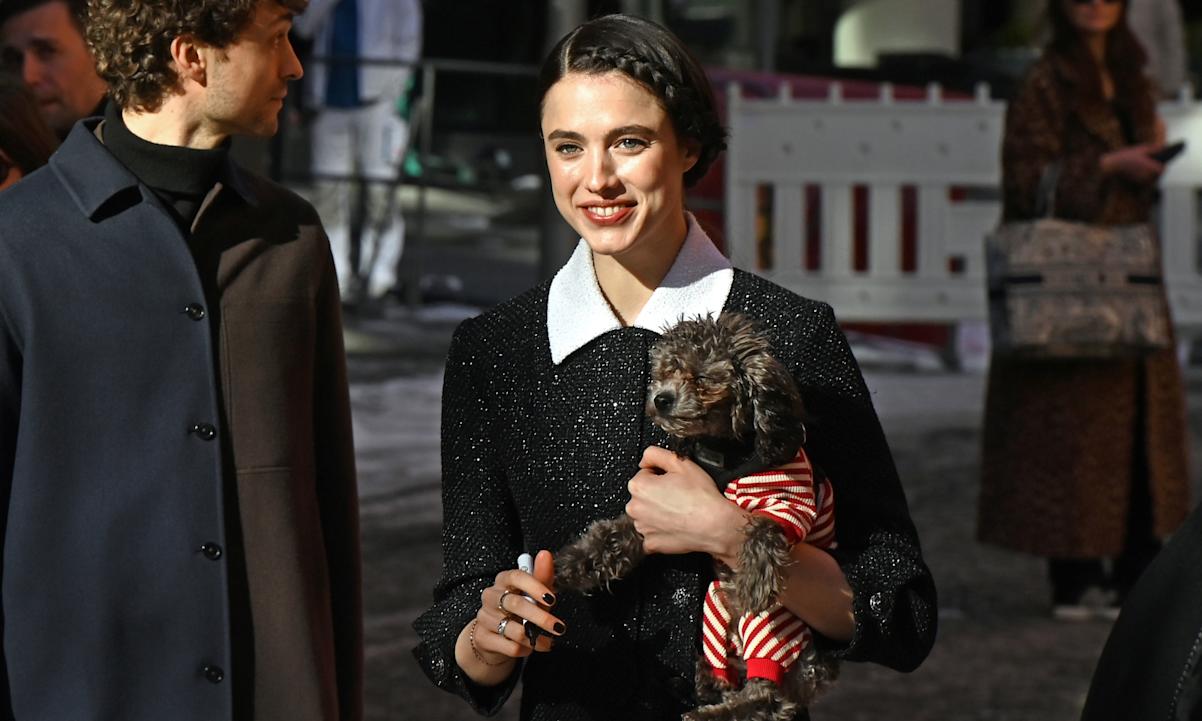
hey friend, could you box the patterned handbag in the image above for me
[985,165,1172,359]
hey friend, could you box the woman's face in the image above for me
[1062,0,1123,37]
[540,71,698,262]
[0,152,21,192]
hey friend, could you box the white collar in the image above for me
[547,212,733,365]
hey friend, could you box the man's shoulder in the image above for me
[230,166,321,223]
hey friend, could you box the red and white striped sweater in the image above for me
[701,447,836,686]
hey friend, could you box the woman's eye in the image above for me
[555,143,582,156]
[616,138,648,151]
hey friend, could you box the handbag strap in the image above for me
[1034,162,1062,219]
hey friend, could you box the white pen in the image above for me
[515,552,542,643]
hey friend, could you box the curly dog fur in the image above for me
[554,312,838,720]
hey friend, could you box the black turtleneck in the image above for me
[102,102,230,230]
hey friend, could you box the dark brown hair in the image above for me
[0,73,59,175]
[1046,0,1153,113]
[538,13,727,188]
[85,0,307,112]
[0,0,87,30]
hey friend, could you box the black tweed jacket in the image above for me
[412,269,936,720]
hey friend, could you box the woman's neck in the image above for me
[592,217,688,326]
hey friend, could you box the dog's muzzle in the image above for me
[652,391,676,414]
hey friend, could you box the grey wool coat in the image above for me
[0,121,362,720]
[978,52,1191,558]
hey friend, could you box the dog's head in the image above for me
[647,312,805,466]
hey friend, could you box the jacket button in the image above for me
[189,423,217,441]
[201,664,224,684]
[183,303,207,321]
[200,543,223,561]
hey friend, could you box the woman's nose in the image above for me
[584,152,618,193]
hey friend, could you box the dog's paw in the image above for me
[732,516,791,612]
[553,516,644,592]
[685,679,797,721]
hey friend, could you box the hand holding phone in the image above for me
[1148,140,1186,164]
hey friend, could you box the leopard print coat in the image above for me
[978,52,1191,558]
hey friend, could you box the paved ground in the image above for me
[347,313,1202,721]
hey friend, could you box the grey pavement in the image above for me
[349,310,1202,721]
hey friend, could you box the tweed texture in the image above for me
[412,269,935,721]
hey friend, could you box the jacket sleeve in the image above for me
[313,250,365,721]
[411,318,524,716]
[1001,63,1109,222]
[796,303,937,672]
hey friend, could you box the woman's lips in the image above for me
[582,204,635,226]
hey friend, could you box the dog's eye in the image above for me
[694,375,707,383]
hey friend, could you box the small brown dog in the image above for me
[555,312,838,721]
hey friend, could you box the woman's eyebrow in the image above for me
[545,125,659,143]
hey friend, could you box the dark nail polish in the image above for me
[553,622,566,635]
[543,593,556,605]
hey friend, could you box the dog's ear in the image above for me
[743,351,806,466]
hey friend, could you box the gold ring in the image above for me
[497,589,514,613]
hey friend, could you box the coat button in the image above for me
[183,303,207,321]
[201,665,224,684]
[189,423,217,441]
[200,543,223,560]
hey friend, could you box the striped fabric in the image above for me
[701,448,836,686]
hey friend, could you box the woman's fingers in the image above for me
[638,444,678,471]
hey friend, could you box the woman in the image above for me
[979,0,1190,619]
[413,15,936,720]
[0,74,58,191]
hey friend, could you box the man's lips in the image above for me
[581,204,635,225]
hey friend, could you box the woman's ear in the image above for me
[170,35,208,88]
[681,138,701,174]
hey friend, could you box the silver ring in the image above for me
[497,589,514,613]
[496,618,510,637]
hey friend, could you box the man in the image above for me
[0,0,361,719]
[294,0,422,304]
[0,0,107,137]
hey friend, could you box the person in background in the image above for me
[978,0,1189,621]
[0,0,362,718]
[413,13,935,720]
[294,0,422,305]
[1127,0,1188,97]
[0,0,106,137]
[0,73,58,190]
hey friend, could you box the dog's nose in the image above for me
[653,391,675,413]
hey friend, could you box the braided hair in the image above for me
[538,13,727,188]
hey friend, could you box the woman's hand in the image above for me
[627,446,749,565]
[454,550,564,685]
[1100,144,1165,184]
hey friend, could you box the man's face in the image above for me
[201,0,302,138]
[1,1,107,136]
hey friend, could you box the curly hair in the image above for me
[85,0,307,112]
[538,14,727,188]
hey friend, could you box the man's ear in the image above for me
[169,35,208,87]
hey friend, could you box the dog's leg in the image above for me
[553,515,644,593]
[684,679,797,721]
[730,515,791,613]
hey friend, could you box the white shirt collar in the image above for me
[547,212,734,365]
